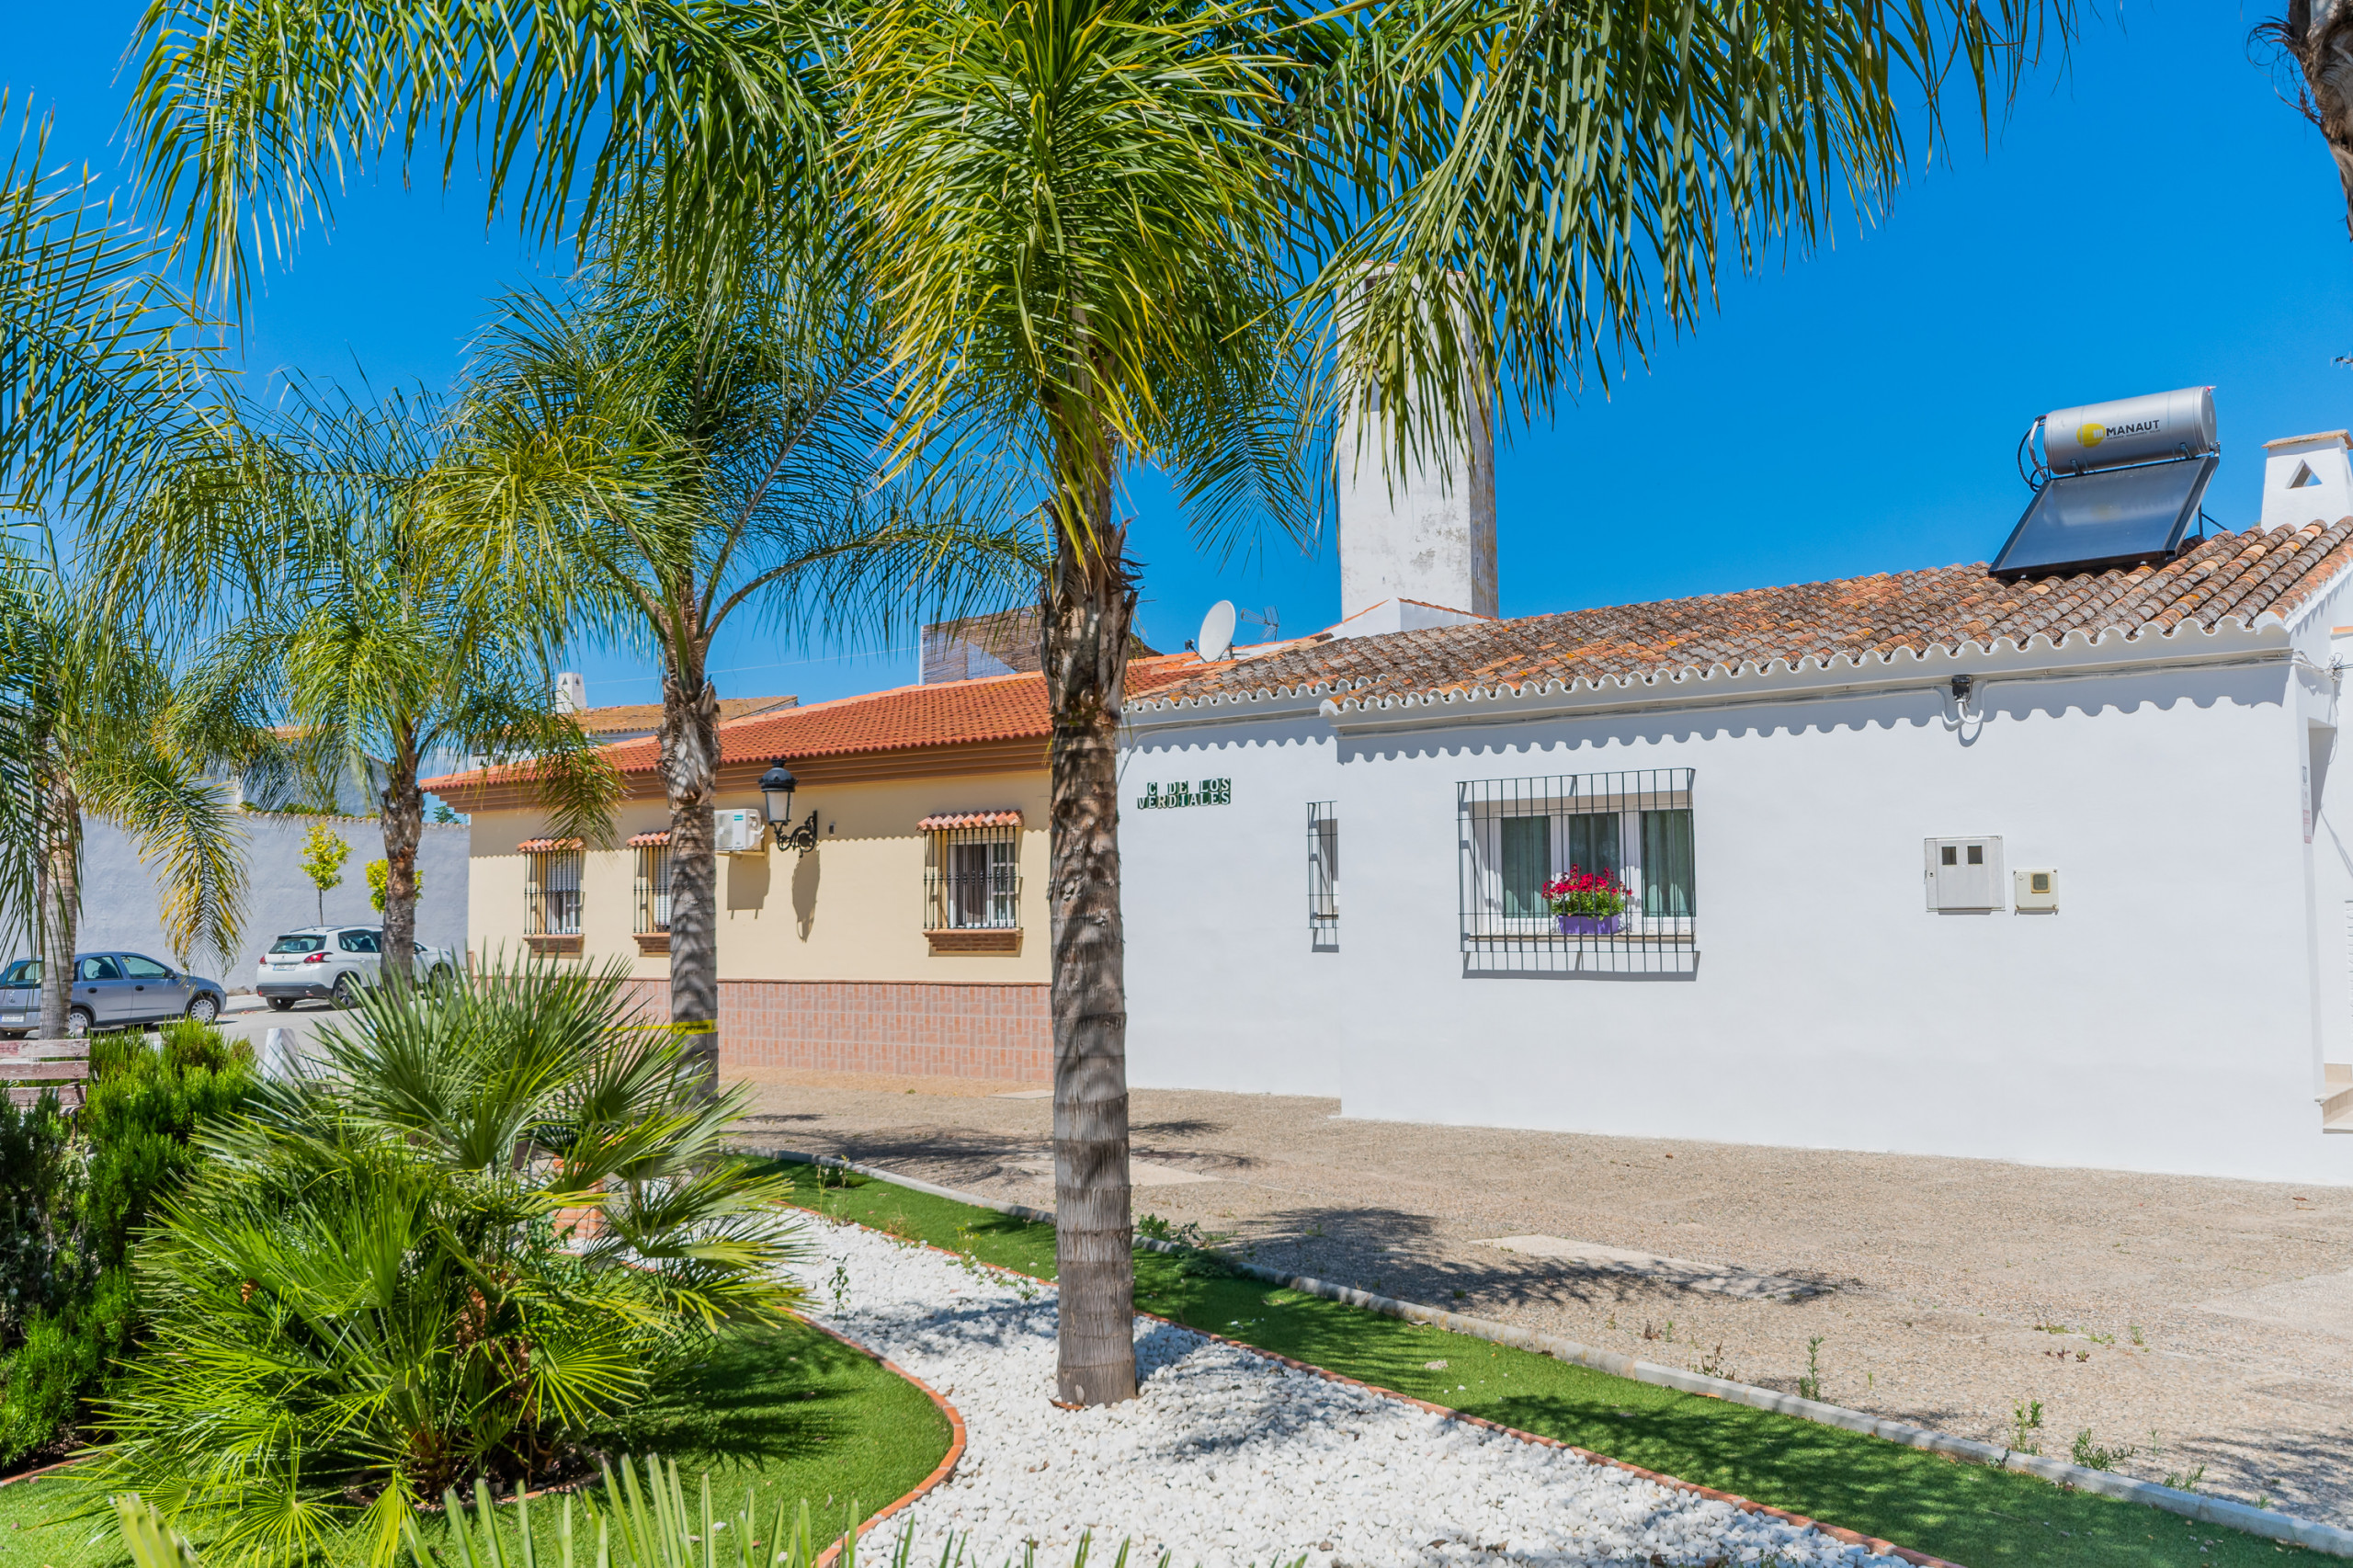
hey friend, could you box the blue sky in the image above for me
[11,1,2347,707]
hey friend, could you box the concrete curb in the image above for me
[762,1147,2353,1561]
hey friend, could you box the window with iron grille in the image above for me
[1458,768,1696,974]
[526,847,584,936]
[1308,801,1338,947]
[926,824,1021,929]
[633,844,672,934]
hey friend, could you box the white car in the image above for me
[256,926,460,1010]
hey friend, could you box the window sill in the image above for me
[1464,930,1696,946]
[632,932,670,955]
[925,927,1022,956]
[525,934,584,956]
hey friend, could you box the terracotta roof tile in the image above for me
[626,831,671,847]
[569,696,796,734]
[1137,525,2353,711]
[516,836,582,852]
[425,660,1197,791]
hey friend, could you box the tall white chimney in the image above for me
[1336,402,1496,626]
[554,671,587,714]
[1329,273,1497,638]
[2261,430,2353,533]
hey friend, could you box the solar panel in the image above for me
[1990,454,2218,580]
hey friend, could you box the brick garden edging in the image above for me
[801,1317,970,1568]
[779,1164,1960,1568]
[762,1146,2353,1562]
[0,1456,81,1490]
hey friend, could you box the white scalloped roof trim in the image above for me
[1129,610,2299,721]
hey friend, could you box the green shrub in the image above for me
[0,1022,253,1465]
[84,1024,255,1271]
[0,1087,78,1335]
[82,960,809,1564]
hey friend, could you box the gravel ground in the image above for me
[734,1072,2353,1528]
[798,1212,1900,1567]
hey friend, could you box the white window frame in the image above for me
[1459,770,1698,949]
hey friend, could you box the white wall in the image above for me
[1122,651,2353,1186]
[66,814,472,990]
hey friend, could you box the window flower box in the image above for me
[1544,869,1629,937]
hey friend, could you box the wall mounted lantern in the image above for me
[759,759,820,854]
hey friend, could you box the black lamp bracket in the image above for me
[772,811,820,855]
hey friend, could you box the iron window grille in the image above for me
[633,845,672,935]
[926,824,1021,930]
[526,848,584,937]
[1458,767,1697,974]
[1308,801,1338,948]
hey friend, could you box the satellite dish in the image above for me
[1197,600,1237,662]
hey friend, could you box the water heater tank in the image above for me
[2040,387,2216,474]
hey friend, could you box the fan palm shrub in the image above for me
[115,1456,1183,1568]
[78,960,808,1566]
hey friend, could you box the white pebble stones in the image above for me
[795,1221,1900,1568]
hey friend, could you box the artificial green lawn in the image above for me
[0,1314,950,1568]
[777,1161,2315,1568]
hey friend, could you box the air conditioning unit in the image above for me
[713,809,768,855]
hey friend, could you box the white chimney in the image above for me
[555,671,587,714]
[1336,405,1496,627]
[2260,430,2353,533]
[1329,273,1498,637]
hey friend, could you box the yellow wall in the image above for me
[466,771,1050,983]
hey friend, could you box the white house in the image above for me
[1120,417,2353,1187]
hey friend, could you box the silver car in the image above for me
[256,926,460,1010]
[0,951,229,1037]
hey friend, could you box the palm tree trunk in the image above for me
[661,666,722,1097]
[35,773,78,1040]
[1044,469,1138,1408]
[379,738,422,987]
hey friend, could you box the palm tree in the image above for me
[1,97,217,959]
[131,0,2075,1403]
[434,264,1031,1090]
[100,380,619,986]
[0,538,256,1037]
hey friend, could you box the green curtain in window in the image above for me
[1641,809,1696,916]
[1500,815,1550,917]
[1563,812,1620,879]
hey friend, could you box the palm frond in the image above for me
[131,0,838,306]
[0,95,219,518]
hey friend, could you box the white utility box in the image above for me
[1924,836,2006,911]
[2013,868,2059,912]
[713,808,768,855]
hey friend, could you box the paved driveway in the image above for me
[732,1069,2353,1528]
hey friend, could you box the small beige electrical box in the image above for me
[2013,868,2059,912]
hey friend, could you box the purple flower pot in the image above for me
[1556,914,1623,936]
